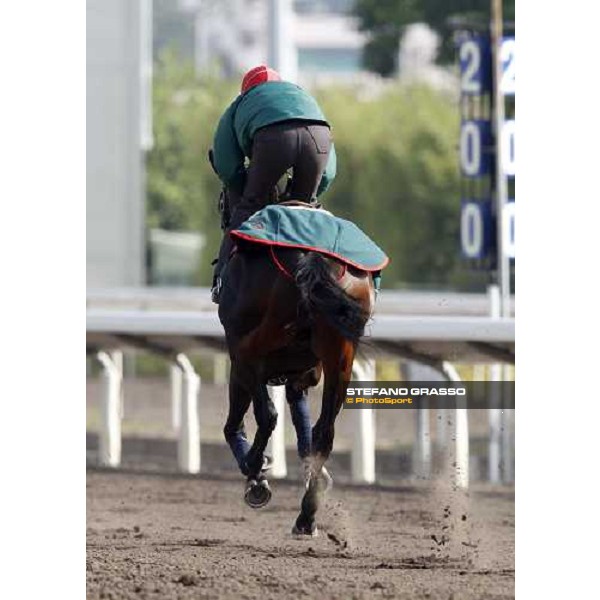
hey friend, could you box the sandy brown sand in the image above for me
[87,469,514,599]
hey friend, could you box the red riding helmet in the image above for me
[241,65,281,94]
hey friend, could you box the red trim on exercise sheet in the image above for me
[269,246,293,279]
[269,245,347,281]
[230,231,390,272]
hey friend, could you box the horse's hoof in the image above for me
[303,463,333,494]
[244,455,273,477]
[261,455,273,474]
[318,466,333,493]
[292,523,319,537]
[244,479,272,509]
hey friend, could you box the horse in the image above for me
[218,218,376,536]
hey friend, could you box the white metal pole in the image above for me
[441,361,469,489]
[436,407,449,449]
[491,0,511,318]
[414,398,431,480]
[436,369,449,463]
[267,0,298,82]
[354,406,376,484]
[176,354,201,474]
[97,351,123,467]
[501,364,514,483]
[139,0,153,151]
[351,359,376,484]
[501,412,513,483]
[488,385,502,483]
[488,283,503,483]
[111,350,124,419]
[170,364,182,432]
[267,385,287,478]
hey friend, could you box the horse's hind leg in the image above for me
[311,326,355,469]
[293,327,355,536]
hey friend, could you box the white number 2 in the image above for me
[500,39,515,95]
[460,40,481,94]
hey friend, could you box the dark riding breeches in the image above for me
[215,120,332,278]
[236,120,332,219]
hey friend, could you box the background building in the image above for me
[86,0,152,287]
[179,0,366,81]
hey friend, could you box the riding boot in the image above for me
[211,232,235,304]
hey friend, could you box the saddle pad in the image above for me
[230,205,389,272]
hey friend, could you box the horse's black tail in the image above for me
[294,252,369,344]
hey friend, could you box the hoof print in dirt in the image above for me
[176,574,199,587]
[431,534,449,546]
[326,532,348,549]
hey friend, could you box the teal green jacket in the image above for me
[212,81,336,196]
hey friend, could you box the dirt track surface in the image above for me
[87,470,514,600]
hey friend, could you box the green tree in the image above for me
[146,52,238,283]
[354,0,516,76]
[315,84,468,288]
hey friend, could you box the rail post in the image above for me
[501,375,514,483]
[441,361,469,489]
[414,397,432,480]
[267,385,287,478]
[175,353,201,474]
[488,283,503,483]
[351,359,376,484]
[488,378,502,483]
[170,364,182,432]
[96,351,123,467]
[403,360,433,481]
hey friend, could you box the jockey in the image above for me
[209,65,337,303]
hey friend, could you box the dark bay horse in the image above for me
[218,238,375,536]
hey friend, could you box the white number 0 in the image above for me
[460,122,482,176]
[461,203,484,258]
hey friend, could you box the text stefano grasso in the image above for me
[346,387,467,396]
